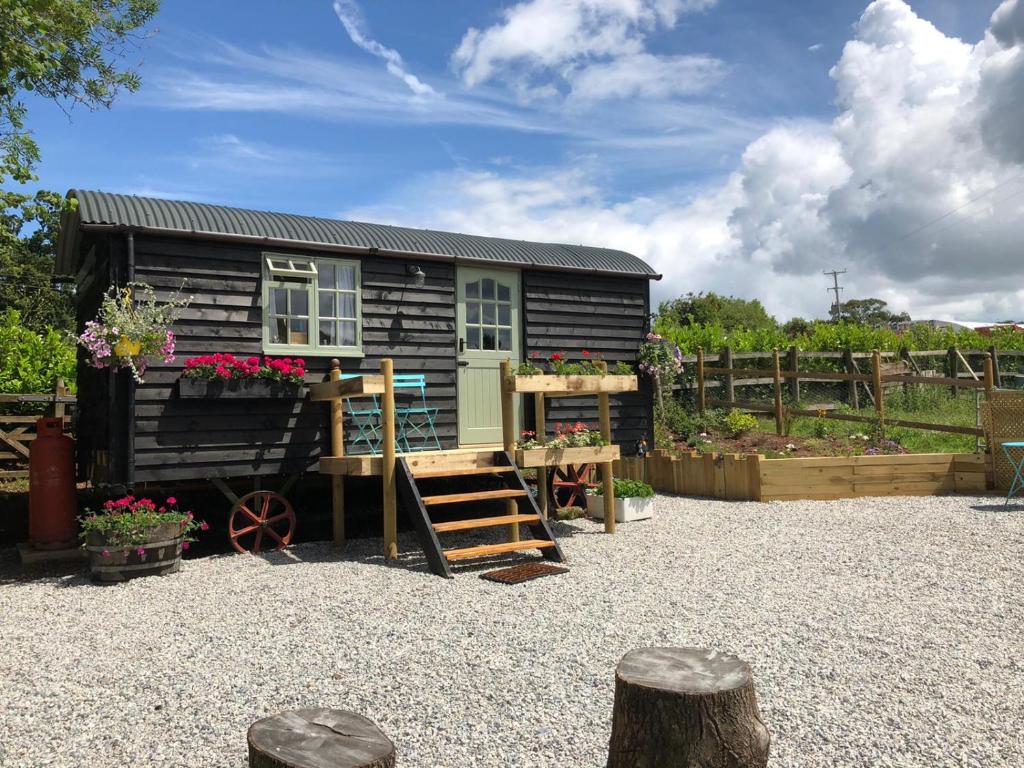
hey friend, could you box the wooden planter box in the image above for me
[508,374,638,396]
[85,521,184,583]
[614,451,994,502]
[516,444,620,468]
[178,378,304,399]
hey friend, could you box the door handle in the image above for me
[459,337,465,353]
[458,360,469,367]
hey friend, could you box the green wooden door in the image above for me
[456,266,521,445]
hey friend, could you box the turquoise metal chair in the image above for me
[340,373,383,455]
[393,374,442,453]
[1002,441,1024,506]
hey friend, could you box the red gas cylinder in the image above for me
[29,417,77,550]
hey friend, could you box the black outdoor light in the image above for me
[407,264,426,286]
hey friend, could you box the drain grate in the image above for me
[480,561,569,584]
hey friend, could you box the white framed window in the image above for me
[262,253,362,355]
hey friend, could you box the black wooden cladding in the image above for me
[72,232,653,484]
[522,272,652,449]
[129,235,457,482]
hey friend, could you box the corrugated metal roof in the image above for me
[60,189,660,279]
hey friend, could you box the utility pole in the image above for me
[824,268,846,320]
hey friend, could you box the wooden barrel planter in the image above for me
[85,521,185,583]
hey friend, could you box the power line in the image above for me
[893,171,1024,243]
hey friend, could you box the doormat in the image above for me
[480,562,569,584]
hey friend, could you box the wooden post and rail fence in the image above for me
[688,346,996,439]
[0,379,76,480]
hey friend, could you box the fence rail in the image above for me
[0,380,75,480]
[692,347,995,439]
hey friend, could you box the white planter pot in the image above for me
[586,495,654,523]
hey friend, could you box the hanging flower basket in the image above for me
[77,282,191,383]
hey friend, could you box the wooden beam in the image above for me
[330,360,345,548]
[696,348,706,414]
[597,360,615,534]
[381,359,397,560]
[308,375,386,402]
[771,349,784,436]
[534,392,548,519]
[872,349,885,431]
[500,359,519,543]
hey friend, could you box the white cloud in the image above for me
[346,0,1024,322]
[452,0,721,101]
[332,0,437,96]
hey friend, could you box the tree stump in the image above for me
[607,647,770,768]
[248,708,396,768]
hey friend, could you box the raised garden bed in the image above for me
[178,379,305,399]
[516,444,620,468]
[615,450,993,502]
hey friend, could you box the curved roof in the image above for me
[58,189,660,279]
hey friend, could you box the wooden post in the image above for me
[721,346,735,405]
[534,392,548,519]
[381,358,397,560]
[872,348,885,432]
[248,709,396,768]
[500,359,519,542]
[597,360,616,534]
[53,378,66,421]
[330,360,345,547]
[771,349,784,436]
[787,346,799,404]
[842,348,859,409]
[607,647,770,768]
[984,353,994,399]
[696,347,706,414]
[947,347,958,396]
[989,345,1002,388]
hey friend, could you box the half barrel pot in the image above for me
[85,521,184,582]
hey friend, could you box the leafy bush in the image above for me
[655,399,725,442]
[592,478,655,498]
[0,309,76,395]
[723,409,758,437]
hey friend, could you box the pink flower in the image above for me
[136,547,146,556]
[101,549,110,558]
[181,542,190,551]
[166,497,176,506]
[199,521,209,531]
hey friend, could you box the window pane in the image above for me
[466,280,479,299]
[339,293,356,319]
[482,302,496,325]
[498,304,510,326]
[481,278,495,300]
[320,262,335,289]
[465,326,480,350]
[271,259,289,270]
[338,266,356,290]
[466,303,480,324]
[482,328,496,350]
[291,289,309,316]
[340,321,357,346]
[497,283,511,301]
[498,328,512,351]
[319,320,336,346]
[289,319,308,345]
[319,291,335,317]
[272,318,288,344]
[272,288,288,315]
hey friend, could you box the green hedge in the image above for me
[0,310,76,394]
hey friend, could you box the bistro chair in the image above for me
[340,373,384,455]
[392,374,442,452]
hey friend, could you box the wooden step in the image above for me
[413,465,516,480]
[421,488,527,507]
[432,514,540,533]
[444,539,556,562]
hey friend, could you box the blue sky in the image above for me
[23,0,1023,320]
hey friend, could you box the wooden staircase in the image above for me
[395,451,565,578]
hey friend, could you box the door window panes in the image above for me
[463,276,515,354]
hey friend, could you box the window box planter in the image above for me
[516,444,620,468]
[586,494,654,523]
[507,374,638,396]
[84,522,184,583]
[178,378,305,399]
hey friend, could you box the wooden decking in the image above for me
[319,445,504,477]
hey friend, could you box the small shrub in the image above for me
[555,505,586,520]
[592,479,655,498]
[812,418,831,439]
[723,409,758,438]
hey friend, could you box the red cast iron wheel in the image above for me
[549,463,596,511]
[229,490,295,554]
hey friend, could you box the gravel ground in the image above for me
[1,494,1022,767]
